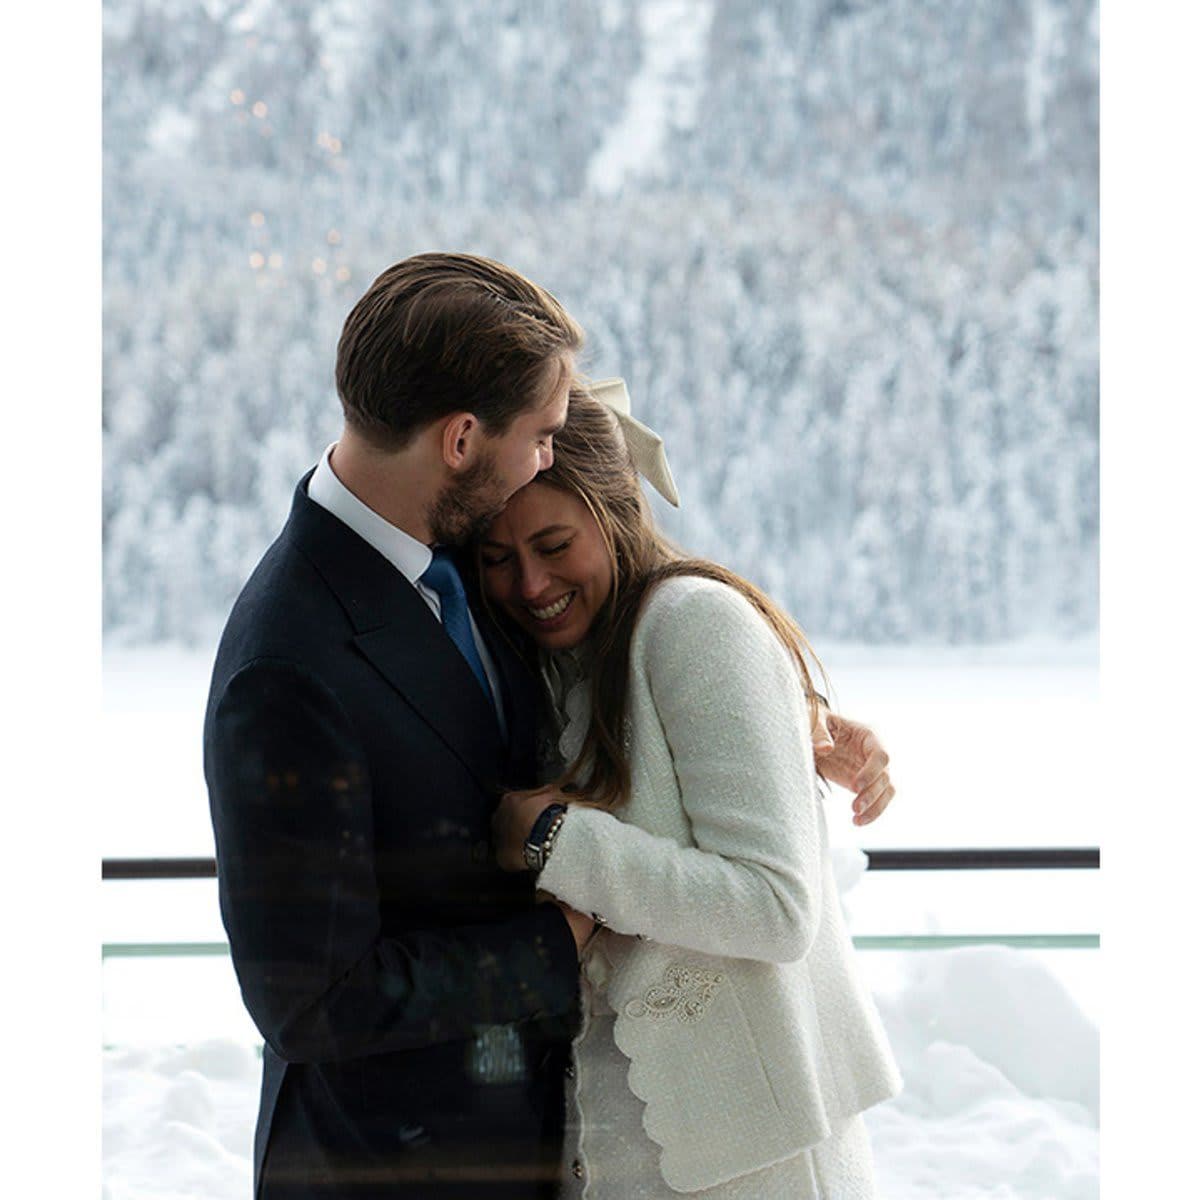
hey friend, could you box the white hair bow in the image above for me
[588,378,681,508]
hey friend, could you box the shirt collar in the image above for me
[306,442,433,586]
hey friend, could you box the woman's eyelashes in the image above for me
[479,538,573,570]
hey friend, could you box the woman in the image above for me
[479,382,902,1198]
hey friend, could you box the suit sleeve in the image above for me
[536,582,823,963]
[205,656,579,1064]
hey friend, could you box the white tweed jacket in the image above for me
[536,575,902,1193]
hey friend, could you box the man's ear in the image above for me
[440,412,482,470]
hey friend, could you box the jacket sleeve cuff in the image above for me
[536,805,614,919]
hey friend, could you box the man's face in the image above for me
[426,362,570,545]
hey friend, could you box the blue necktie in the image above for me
[420,548,496,712]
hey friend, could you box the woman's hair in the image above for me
[484,385,828,812]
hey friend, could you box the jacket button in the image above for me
[572,1159,585,1179]
[591,912,608,926]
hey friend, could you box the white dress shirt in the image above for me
[306,443,507,736]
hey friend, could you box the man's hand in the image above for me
[812,707,895,826]
[552,900,596,956]
[492,785,571,871]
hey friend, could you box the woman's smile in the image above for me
[527,590,577,623]
[480,482,614,650]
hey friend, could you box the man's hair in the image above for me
[335,252,584,449]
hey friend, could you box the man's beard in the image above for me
[427,451,508,545]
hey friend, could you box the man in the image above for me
[205,252,894,1198]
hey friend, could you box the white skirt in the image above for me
[557,1000,878,1200]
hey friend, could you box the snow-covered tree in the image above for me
[103,0,1098,646]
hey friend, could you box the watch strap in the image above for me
[524,803,568,871]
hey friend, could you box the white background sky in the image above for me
[1,4,1196,1195]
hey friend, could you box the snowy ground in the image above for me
[102,642,1099,1198]
[103,942,1099,1200]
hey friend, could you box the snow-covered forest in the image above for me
[102,0,1098,646]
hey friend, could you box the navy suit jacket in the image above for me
[203,473,580,1198]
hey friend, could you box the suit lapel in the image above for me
[478,613,541,785]
[352,620,504,791]
[457,551,544,785]
[285,474,505,792]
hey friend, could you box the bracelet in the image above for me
[540,810,567,864]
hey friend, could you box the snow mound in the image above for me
[878,944,1098,1119]
[865,946,1098,1198]
[104,1039,256,1197]
[104,946,1098,1199]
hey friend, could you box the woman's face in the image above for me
[480,481,614,651]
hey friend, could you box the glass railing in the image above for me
[101,932,1098,958]
[101,848,1100,1045]
[101,847,1100,961]
[102,852,1100,1200]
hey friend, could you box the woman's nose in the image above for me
[518,559,551,601]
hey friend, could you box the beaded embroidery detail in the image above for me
[623,962,726,1023]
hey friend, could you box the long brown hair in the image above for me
[486,386,829,811]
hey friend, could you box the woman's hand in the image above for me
[492,785,572,871]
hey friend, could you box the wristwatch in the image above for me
[523,803,568,872]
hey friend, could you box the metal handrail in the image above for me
[101,847,1099,881]
[866,847,1099,870]
[104,857,216,880]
